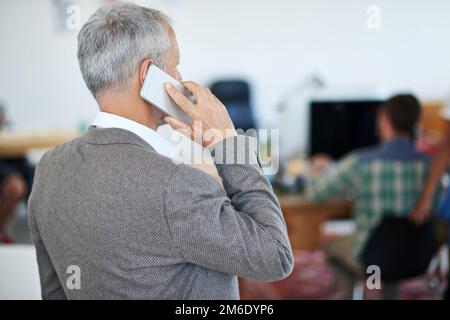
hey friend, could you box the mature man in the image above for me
[307,94,432,299]
[28,3,293,299]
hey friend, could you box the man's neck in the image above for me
[97,91,156,130]
[381,133,410,143]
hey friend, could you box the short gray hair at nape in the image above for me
[77,2,171,98]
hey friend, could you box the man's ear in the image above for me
[378,110,393,136]
[139,59,154,86]
[380,111,391,127]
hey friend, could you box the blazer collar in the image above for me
[90,112,174,159]
[81,127,157,152]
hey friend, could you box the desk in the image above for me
[279,196,352,250]
[0,130,79,158]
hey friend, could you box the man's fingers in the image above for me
[415,216,425,225]
[409,213,420,225]
[409,209,420,222]
[410,209,427,225]
[183,81,207,102]
[165,83,197,118]
[164,116,192,136]
[213,95,223,105]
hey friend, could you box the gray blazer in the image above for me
[28,127,293,300]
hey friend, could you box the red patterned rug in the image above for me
[239,250,443,300]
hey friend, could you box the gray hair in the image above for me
[77,2,171,98]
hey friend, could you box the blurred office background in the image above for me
[2,0,450,155]
[0,0,449,299]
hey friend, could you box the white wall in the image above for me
[1,0,450,156]
[0,245,41,300]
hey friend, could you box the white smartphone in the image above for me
[140,64,193,123]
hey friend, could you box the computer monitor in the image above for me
[210,80,256,132]
[309,99,385,159]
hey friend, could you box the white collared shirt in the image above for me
[92,111,173,159]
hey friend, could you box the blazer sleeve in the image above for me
[164,135,294,282]
[28,205,67,300]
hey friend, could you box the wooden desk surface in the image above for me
[0,130,79,158]
[279,195,352,250]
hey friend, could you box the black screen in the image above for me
[309,100,385,159]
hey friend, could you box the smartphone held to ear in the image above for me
[140,64,193,123]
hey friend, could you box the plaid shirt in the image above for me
[307,138,431,260]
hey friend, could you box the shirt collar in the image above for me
[372,136,428,161]
[381,137,413,149]
[91,111,173,159]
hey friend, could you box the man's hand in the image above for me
[309,154,333,178]
[410,196,433,225]
[164,81,237,148]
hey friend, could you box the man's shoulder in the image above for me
[38,133,219,185]
[354,142,430,164]
[168,161,224,191]
[37,133,179,176]
[37,135,83,168]
[353,144,383,162]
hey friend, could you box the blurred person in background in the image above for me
[411,97,450,301]
[307,94,434,299]
[0,102,35,195]
[0,103,27,243]
[0,167,26,244]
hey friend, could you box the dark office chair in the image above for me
[210,80,256,132]
[360,215,437,299]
